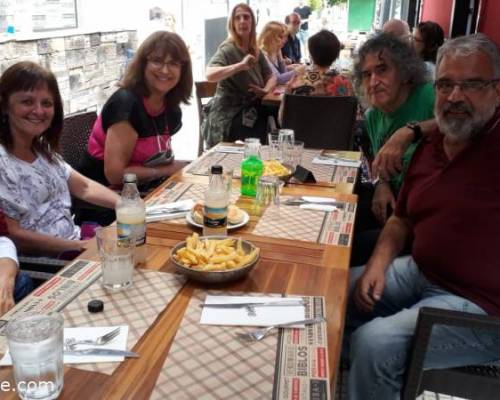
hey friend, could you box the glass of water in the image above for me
[96,226,135,290]
[255,176,280,213]
[278,129,294,154]
[6,313,64,400]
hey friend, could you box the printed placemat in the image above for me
[187,147,357,184]
[152,291,329,400]
[146,181,193,207]
[252,201,357,247]
[61,269,186,375]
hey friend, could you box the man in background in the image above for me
[294,1,312,59]
[383,18,411,45]
[282,12,302,64]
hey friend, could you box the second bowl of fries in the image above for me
[171,233,260,283]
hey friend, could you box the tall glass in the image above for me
[96,226,135,290]
[267,133,281,161]
[6,313,64,400]
[278,129,295,158]
[283,140,305,170]
[255,176,280,213]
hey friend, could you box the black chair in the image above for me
[281,94,358,150]
[403,307,500,400]
[19,256,67,287]
[195,81,217,156]
[59,111,97,170]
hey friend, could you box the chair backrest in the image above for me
[195,81,217,155]
[59,111,98,170]
[281,94,358,150]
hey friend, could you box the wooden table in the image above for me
[262,85,285,107]
[0,167,356,399]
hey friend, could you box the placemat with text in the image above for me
[252,200,356,247]
[61,269,186,375]
[151,291,330,400]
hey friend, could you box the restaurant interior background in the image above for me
[0,0,498,160]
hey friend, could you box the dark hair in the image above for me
[308,30,341,68]
[353,33,427,97]
[121,30,193,107]
[417,21,445,62]
[285,12,300,24]
[227,3,258,57]
[0,61,64,163]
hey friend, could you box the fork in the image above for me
[65,327,121,349]
[235,317,325,342]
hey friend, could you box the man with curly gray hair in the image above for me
[344,33,500,400]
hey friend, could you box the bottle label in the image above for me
[203,206,227,229]
[117,222,146,246]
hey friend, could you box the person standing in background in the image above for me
[293,1,312,59]
[282,13,302,64]
[413,21,445,78]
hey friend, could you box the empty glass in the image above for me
[278,129,294,158]
[7,313,64,400]
[96,226,135,291]
[267,133,281,161]
[255,176,280,212]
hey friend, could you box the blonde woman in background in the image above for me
[258,21,296,85]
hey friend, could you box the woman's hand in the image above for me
[371,182,396,225]
[248,84,269,97]
[0,258,17,316]
[239,54,257,71]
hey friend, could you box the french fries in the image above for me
[263,160,291,177]
[173,233,259,271]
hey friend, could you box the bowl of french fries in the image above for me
[171,233,260,283]
[262,160,293,182]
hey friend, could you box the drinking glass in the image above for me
[243,138,261,158]
[96,226,135,290]
[278,129,294,158]
[267,133,281,161]
[255,176,280,211]
[6,313,64,400]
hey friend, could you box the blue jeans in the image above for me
[344,256,500,400]
[14,271,33,302]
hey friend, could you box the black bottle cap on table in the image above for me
[211,165,223,174]
[88,299,104,313]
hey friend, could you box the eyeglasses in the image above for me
[434,79,500,95]
[147,58,182,70]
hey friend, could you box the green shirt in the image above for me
[365,82,435,192]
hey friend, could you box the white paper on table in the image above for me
[145,199,194,223]
[299,204,337,212]
[312,156,361,168]
[0,326,129,366]
[214,145,244,154]
[200,295,306,327]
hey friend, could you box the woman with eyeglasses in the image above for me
[79,31,192,224]
[202,3,277,147]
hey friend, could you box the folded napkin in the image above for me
[0,326,129,366]
[146,199,194,223]
[214,145,244,154]
[299,204,337,212]
[200,295,305,327]
[312,156,361,168]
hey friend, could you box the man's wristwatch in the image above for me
[406,121,422,143]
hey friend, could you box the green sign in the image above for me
[348,0,376,32]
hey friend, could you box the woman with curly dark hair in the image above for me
[413,21,445,75]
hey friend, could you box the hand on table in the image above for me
[371,182,396,225]
[248,84,269,98]
[372,126,413,180]
[353,265,386,313]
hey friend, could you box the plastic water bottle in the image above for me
[241,139,264,197]
[203,165,228,236]
[116,173,146,265]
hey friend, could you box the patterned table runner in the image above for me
[152,290,329,400]
[61,269,186,375]
[253,200,357,247]
[187,147,357,184]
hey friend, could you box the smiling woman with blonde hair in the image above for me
[258,21,296,84]
[203,3,277,147]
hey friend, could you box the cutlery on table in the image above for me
[283,196,344,208]
[200,300,304,309]
[317,154,356,162]
[64,348,139,358]
[146,206,191,216]
[65,327,120,349]
[236,317,325,342]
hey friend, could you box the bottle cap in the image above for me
[211,165,223,174]
[123,173,138,183]
[87,299,104,313]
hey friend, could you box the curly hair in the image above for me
[416,21,444,63]
[0,61,64,163]
[353,33,427,100]
[121,30,192,107]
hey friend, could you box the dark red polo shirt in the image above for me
[0,210,8,236]
[395,109,500,316]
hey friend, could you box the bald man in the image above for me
[382,19,411,45]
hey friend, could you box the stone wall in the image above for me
[0,30,138,115]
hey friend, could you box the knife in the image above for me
[200,300,304,309]
[65,348,139,358]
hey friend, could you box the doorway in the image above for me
[450,0,481,37]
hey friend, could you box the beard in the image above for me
[435,100,497,141]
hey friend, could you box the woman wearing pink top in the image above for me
[80,31,192,191]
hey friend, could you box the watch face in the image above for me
[407,121,419,129]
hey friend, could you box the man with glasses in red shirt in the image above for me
[344,33,500,400]
[282,13,302,64]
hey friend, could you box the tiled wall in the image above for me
[0,30,138,115]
